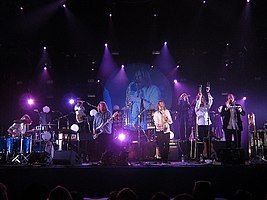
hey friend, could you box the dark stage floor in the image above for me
[0,160,267,200]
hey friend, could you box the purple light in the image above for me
[164,42,167,45]
[43,46,46,50]
[243,97,247,100]
[105,43,108,47]
[97,79,100,83]
[121,65,125,69]
[174,79,178,84]
[151,65,154,68]
[247,0,250,2]
[203,0,206,3]
[118,133,126,142]
[44,67,47,70]
[27,98,34,105]
[69,99,75,105]
[176,65,180,69]
[63,4,66,8]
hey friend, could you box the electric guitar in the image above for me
[93,111,119,140]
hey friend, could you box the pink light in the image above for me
[203,0,206,3]
[27,98,34,105]
[174,79,178,84]
[105,43,108,47]
[44,67,47,70]
[242,97,247,100]
[118,133,126,142]
[63,4,66,8]
[69,99,75,105]
[121,65,125,69]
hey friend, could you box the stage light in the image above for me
[243,97,247,100]
[176,65,180,69]
[109,13,112,17]
[97,79,100,83]
[121,65,125,69]
[43,46,46,50]
[69,99,75,105]
[118,133,126,142]
[174,79,178,84]
[20,7,23,10]
[27,98,34,105]
[91,68,95,71]
[151,65,154,68]
[226,43,230,46]
[153,13,157,17]
[70,124,79,132]
[63,4,66,8]
[247,0,250,2]
[203,0,206,4]
[105,43,108,47]
[164,42,167,45]
[44,67,47,70]
[89,109,97,117]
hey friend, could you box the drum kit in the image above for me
[0,123,57,165]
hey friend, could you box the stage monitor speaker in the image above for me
[218,148,245,165]
[53,150,81,165]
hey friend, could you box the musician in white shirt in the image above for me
[195,87,214,159]
[153,100,173,163]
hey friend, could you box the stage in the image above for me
[0,161,266,200]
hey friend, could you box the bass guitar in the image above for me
[93,111,119,139]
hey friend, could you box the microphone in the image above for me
[206,82,210,92]
[198,85,202,93]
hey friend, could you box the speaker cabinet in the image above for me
[218,148,245,165]
[52,150,81,165]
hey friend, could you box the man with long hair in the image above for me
[153,100,173,163]
[93,101,113,163]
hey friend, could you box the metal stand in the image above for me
[11,134,31,164]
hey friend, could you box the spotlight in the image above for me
[43,46,47,50]
[121,65,125,69]
[173,79,178,84]
[118,133,126,142]
[44,67,47,70]
[176,65,180,69]
[243,97,247,100]
[109,13,112,17]
[226,43,230,46]
[105,43,108,47]
[63,4,66,8]
[97,79,100,83]
[153,13,157,17]
[20,7,23,10]
[151,65,154,68]
[164,42,167,45]
[27,98,34,105]
[69,99,75,105]
[247,0,250,2]
[203,0,206,3]
[170,131,174,140]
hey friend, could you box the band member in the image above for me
[177,93,191,140]
[153,100,173,163]
[93,101,113,163]
[7,114,32,137]
[195,85,215,160]
[219,94,245,148]
[74,98,91,162]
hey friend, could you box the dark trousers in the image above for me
[224,129,241,148]
[198,125,212,158]
[156,131,170,162]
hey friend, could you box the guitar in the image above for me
[93,111,119,140]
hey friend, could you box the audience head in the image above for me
[116,188,137,200]
[0,183,8,200]
[48,185,73,200]
[233,189,252,200]
[151,191,170,200]
[193,180,214,200]
[173,193,194,200]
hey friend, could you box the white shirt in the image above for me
[153,109,173,133]
[195,94,213,126]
